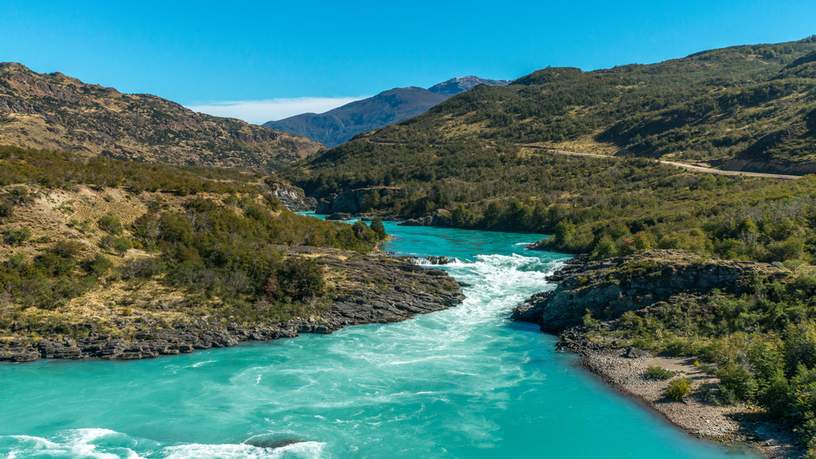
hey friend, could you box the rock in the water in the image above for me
[425,256,451,265]
[326,212,353,220]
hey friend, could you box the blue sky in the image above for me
[1,1,814,122]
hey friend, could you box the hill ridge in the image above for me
[0,62,322,170]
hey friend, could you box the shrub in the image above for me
[643,366,674,380]
[665,377,693,401]
[2,228,31,245]
[698,382,738,406]
[0,200,12,219]
[81,254,113,276]
[790,366,816,445]
[97,214,123,235]
[101,235,132,255]
[34,241,82,275]
[761,374,793,419]
[582,310,601,328]
[784,322,816,375]
[265,258,325,302]
[716,363,757,401]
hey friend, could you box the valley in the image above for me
[2,30,816,458]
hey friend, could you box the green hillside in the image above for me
[293,37,816,263]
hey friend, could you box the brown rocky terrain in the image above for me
[0,63,322,170]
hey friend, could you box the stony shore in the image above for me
[560,337,801,458]
[512,249,803,458]
[0,249,464,363]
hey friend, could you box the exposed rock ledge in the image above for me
[267,177,317,211]
[0,249,463,362]
[512,249,788,333]
[512,250,799,458]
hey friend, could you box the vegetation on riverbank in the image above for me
[295,37,816,453]
[0,146,388,358]
[515,250,816,454]
[588,272,816,453]
[296,143,816,265]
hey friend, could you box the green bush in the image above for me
[643,366,674,380]
[265,258,325,303]
[81,254,113,276]
[0,242,97,309]
[2,227,31,245]
[665,377,693,401]
[784,323,816,375]
[698,382,738,406]
[0,200,12,219]
[101,235,132,255]
[97,214,123,235]
[716,363,757,401]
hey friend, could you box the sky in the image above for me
[0,0,814,123]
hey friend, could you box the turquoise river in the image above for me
[0,219,756,458]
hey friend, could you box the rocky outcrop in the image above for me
[265,177,316,211]
[512,250,788,333]
[400,209,453,227]
[0,250,463,362]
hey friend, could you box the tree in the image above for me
[370,219,386,239]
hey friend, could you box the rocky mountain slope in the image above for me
[0,63,322,170]
[264,76,508,147]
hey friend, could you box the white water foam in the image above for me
[163,440,325,459]
[1,428,325,459]
[1,428,139,459]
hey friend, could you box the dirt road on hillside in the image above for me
[519,146,804,180]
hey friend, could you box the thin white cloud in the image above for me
[186,97,365,124]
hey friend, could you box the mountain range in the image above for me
[0,63,322,170]
[263,76,509,147]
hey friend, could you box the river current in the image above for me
[0,220,755,458]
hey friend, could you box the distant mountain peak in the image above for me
[265,75,509,147]
[428,76,510,95]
